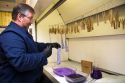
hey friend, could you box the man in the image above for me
[0,3,60,83]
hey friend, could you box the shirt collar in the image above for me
[8,21,29,35]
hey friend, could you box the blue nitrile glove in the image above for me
[46,42,61,49]
[42,46,52,58]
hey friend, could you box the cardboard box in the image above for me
[81,60,93,74]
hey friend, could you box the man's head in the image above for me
[12,3,35,29]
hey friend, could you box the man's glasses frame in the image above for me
[20,13,34,21]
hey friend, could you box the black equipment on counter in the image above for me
[91,67,102,79]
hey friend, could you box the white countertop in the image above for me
[43,61,125,83]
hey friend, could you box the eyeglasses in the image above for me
[21,13,34,21]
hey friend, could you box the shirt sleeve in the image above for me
[0,32,48,72]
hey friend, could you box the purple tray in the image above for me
[53,67,76,77]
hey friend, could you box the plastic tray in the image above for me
[53,67,76,77]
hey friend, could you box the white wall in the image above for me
[29,22,36,41]
[68,35,125,75]
[67,5,125,75]
[37,9,68,62]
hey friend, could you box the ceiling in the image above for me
[57,0,125,24]
[0,0,62,20]
[0,0,26,12]
[1,0,124,23]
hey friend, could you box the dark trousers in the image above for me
[37,73,53,83]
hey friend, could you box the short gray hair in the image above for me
[12,3,35,20]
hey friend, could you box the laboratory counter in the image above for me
[43,61,125,83]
